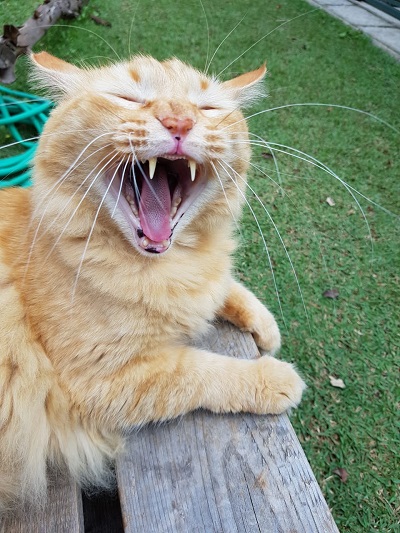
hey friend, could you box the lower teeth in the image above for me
[140,237,170,249]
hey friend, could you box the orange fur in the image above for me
[0,53,305,514]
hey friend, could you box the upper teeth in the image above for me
[188,160,196,182]
[148,157,157,179]
[146,157,197,182]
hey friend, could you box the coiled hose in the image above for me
[0,85,52,188]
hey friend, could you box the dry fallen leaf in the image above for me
[333,468,349,483]
[326,197,335,206]
[90,14,112,27]
[329,376,346,389]
[323,288,339,299]
[261,152,273,159]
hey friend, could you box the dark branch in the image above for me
[0,0,88,84]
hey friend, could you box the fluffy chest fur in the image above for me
[2,190,233,379]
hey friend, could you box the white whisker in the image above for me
[205,13,248,75]
[223,103,400,135]
[217,9,317,77]
[240,132,284,192]
[37,24,121,60]
[28,138,116,251]
[210,161,242,236]
[198,0,211,73]
[127,138,169,216]
[265,142,375,248]
[267,141,283,192]
[232,135,398,219]
[131,157,141,205]
[257,103,400,135]
[128,0,143,57]
[24,136,117,282]
[44,151,120,261]
[126,135,141,204]
[223,141,287,195]
[71,158,125,302]
[42,147,117,236]
[238,153,339,289]
[0,136,39,151]
[0,98,49,108]
[31,133,116,216]
[134,160,169,215]
[217,160,286,325]
[0,128,103,153]
[220,158,309,324]
[111,158,130,219]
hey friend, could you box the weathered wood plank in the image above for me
[0,471,84,533]
[116,321,339,533]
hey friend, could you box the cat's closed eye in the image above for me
[117,94,143,103]
[108,94,145,105]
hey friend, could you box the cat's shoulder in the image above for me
[0,187,31,266]
[0,187,31,233]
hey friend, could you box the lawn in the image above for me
[1,0,399,530]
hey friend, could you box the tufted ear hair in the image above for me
[30,51,83,99]
[222,64,267,107]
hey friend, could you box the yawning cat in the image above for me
[0,52,305,512]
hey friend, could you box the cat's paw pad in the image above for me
[253,356,306,415]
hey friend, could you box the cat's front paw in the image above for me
[252,356,306,415]
[251,308,281,355]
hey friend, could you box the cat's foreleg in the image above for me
[218,280,281,355]
[83,346,305,426]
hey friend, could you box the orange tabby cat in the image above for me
[0,52,305,513]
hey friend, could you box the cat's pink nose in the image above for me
[160,116,194,139]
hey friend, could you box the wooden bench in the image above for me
[1,322,339,533]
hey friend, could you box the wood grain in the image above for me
[116,321,339,533]
[0,471,84,533]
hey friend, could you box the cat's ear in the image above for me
[222,64,267,107]
[30,52,83,99]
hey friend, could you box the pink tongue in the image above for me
[139,165,172,242]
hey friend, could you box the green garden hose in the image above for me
[0,86,52,188]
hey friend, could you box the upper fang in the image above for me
[189,160,196,182]
[149,157,157,179]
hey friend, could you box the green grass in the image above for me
[1,0,399,530]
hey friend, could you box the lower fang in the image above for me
[129,202,138,216]
[162,240,169,247]
[173,196,181,207]
[142,238,149,248]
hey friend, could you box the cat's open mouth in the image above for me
[107,157,207,255]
